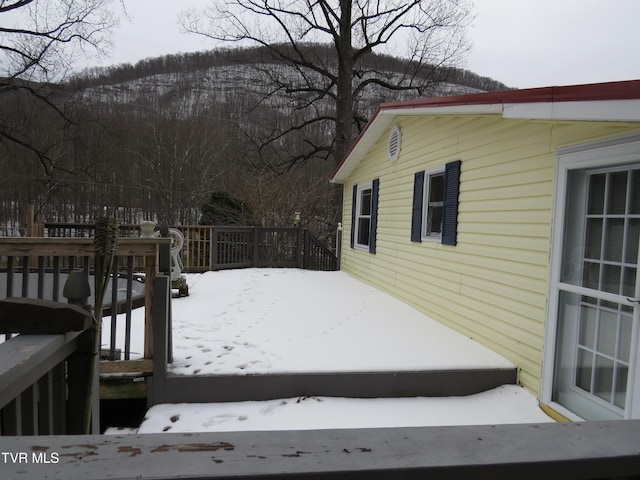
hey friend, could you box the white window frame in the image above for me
[354,181,373,251]
[422,167,446,242]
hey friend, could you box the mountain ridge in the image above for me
[0,44,510,234]
[71,44,510,93]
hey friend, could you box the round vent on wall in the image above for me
[388,125,401,162]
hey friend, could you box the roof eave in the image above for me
[330,104,504,184]
[331,81,640,184]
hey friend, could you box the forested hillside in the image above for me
[0,44,508,240]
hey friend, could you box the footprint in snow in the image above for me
[260,400,288,415]
[235,360,261,371]
[203,413,248,427]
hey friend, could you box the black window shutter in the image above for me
[411,171,425,242]
[350,184,357,249]
[442,160,461,246]
[369,178,379,254]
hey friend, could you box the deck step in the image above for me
[149,368,517,404]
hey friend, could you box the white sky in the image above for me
[87,0,640,89]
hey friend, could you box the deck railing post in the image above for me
[297,228,304,269]
[124,257,134,360]
[253,227,259,268]
[211,227,217,271]
[66,329,96,434]
[109,256,119,360]
[336,223,343,270]
[144,252,157,359]
[149,275,170,406]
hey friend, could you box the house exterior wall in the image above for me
[340,114,640,397]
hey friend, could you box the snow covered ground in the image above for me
[103,268,553,433]
[105,268,513,374]
[135,385,552,434]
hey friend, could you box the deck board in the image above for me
[1,421,639,479]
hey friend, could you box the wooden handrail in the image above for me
[1,421,640,478]
[0,237,171,360]
[0,237,168,257]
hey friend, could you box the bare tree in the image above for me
[1,0,118,80]
[180,0,472,168]
[0,0,120,218]
[130,112,228,225]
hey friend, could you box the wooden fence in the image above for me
[38,223,339,272]
[208,226,338,271]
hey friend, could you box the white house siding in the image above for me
[341,114,640,396]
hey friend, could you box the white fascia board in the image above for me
[503,99,640,121]
[386,103,504,117]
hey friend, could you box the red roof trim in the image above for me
[331,80,640,180]
[377,79,640,112]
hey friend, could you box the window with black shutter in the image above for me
[351,179,379,253]
[411,160,461,246]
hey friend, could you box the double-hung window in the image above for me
[351,179,379,253]
[411,160,461,246]
[423,169,445,239]
[356,183,372,247]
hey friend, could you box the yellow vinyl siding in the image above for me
[341,114,640,397]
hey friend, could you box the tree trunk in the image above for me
[334,0,354,167]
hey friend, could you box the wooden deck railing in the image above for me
[303,228,339,271]
[1,421,640,478]
[0,299,94,435]
[37,223,340,272]
[185,226,339,271]
[43,222,140,238]
[0,237,171,361]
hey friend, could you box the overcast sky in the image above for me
[90,0,640,90]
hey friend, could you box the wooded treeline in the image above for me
[0,44,507,240]
[73,44,508,93]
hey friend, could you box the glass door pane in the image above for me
[553,165,640,420]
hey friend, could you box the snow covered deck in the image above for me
[165,268,514,376]
[102,268,518,405]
